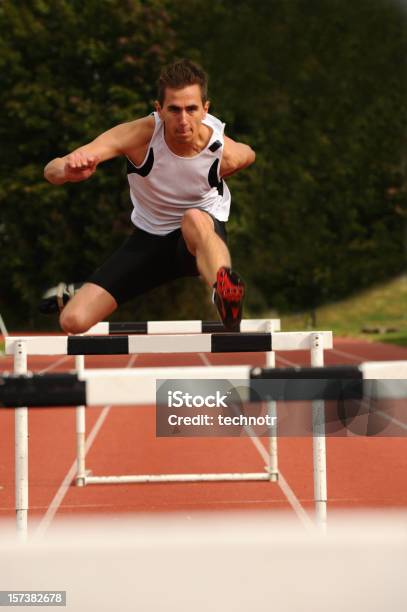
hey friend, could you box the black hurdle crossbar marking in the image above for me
[211,333,272,353]
[250,365,362,379]
[249,365,363,402]
[0,374,86,407]
[109,322,147,334]
[202,321,235,333]
[67,335,129,355]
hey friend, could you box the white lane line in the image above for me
[198,352,313,530]
[279,347,407,431]
[23,498,304,512]
[330,347,367,362]
[197,352,213,367]
[275,354,301,367]
[34,354,138,538]
[375,410,407,431]
[2,354,72,375]
[328,346,407,430]
[35,405,112,538]
[231,416,314,531]
[38,355,71,374]
[340,396,407,435]
[276,346,363,365]
[276,473,315,529]
[331,342,403,363]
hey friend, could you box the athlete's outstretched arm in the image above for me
[44,116,154,185]
[220,136,256,178]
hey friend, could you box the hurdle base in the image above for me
[75,470,92,487]
[83,472,274,485]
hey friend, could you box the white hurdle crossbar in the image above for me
[85,318,281,335]
[5,330,333,356]
[5,327,334,536]
[5,362,407,406]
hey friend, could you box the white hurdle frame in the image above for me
[311,334,327,531]
[5,330,333,356]
[75,318,281,487]
[14,341,28,539]
[6,326,333,536]
[85,318,281,335]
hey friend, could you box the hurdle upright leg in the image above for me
[75,355,86,486]
[265,348,278,482]
[14,340,28,539]
[311,332,328,531]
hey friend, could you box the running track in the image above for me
[1,337,407,534]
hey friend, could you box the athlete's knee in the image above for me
[59,308,91,335]
[181,209,213,246]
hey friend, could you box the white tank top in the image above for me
[127,112,231,235]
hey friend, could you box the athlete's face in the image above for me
[156,85,209,145]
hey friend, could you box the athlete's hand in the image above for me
[64,152,100,182]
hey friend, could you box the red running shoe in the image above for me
[213,267,245,332]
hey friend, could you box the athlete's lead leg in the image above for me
[181,209,245,331]
[181,208,230,285]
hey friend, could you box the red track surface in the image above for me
[1,338,407,533]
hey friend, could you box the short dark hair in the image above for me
[157,59,208,105]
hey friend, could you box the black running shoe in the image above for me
[212,267,245,332]
[38,282,80,314]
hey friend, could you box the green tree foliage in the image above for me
[0,0,406,328]
[173,0,407,312]
[0,0,177,326]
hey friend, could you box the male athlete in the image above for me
[42,59,255,332]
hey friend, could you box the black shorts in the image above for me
[87,217,227,305]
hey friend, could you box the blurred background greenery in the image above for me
[0,0,406,336]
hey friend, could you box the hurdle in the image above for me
[82,319,282,487]
[85,318,281,335]
[7,361,407,406]
[4,327,333,536]
[3,358,407,539]
[6,325,328,489]
[5,330,334,355]
[7,318,282,486]
[77,319,281,492]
